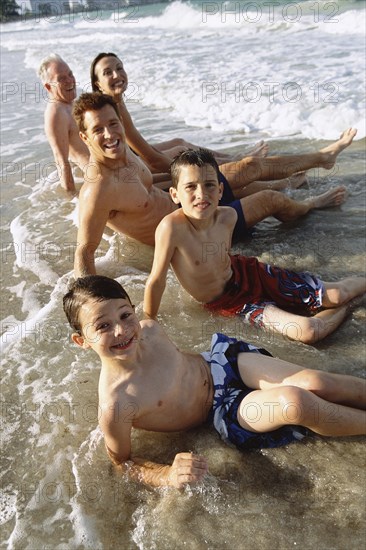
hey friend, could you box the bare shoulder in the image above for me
[139,319,177,351]
[139,318,169,339]
[156,208,188,236]
[45,100,72,125]
[217,205,238,226]
[79,165,113,205]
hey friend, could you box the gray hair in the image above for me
[38,53,65,83]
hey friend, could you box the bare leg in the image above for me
[233,140,269,160]
[153,138,269,164]
[153,138,197,153]
[258,279,365,343]
[237,385,366,437]
[261,303,351,344]
[241,187,347,228]
[232,172,308,198]
[152,173,172,189]
[153,137,233,163]
[220,128,357,189]
[322,278,366,307]
[236,353,366,409]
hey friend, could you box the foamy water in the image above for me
[1,1,365,548]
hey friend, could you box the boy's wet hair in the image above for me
[90,52,119,93]
[63,275,132,334]
[170,148,221,188]
[73,92,120,133]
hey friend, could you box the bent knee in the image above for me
[297,369,335,394]
[260,190,290,215]
[278,386,312,424]
[325,286,346,306]
[278,317,320,344]
[245,189,287,220]
[296,318,323,344]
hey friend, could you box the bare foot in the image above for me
[320,128,357,169]
[307,186,347,209]
[237,140,269,160]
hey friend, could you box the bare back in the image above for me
[45,101,89,168]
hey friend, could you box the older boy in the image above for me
[64,275,366,489]
[143,149,365,344]
[72,92,354,277]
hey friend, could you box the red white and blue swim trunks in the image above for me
[204,254,324,327]
[202,333,307,450]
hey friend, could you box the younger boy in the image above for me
[143,149,365,344]
[63,275,366,489]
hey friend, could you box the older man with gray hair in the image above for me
[38,54,89,192]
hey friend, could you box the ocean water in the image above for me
[1,1,365,548]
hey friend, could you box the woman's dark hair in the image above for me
[90,52,119,92]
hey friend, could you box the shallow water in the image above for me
[1,1,365,548]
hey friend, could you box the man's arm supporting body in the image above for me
[74,177,113,276]
[45,104,76,192]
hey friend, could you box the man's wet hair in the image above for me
[38,53,65,83]
[90,52,119,93]
[73,92,120,133]
[63,275,132,334]
[170,148,221,188]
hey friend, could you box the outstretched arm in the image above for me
[143,218,176,319]
[74,186,111,277]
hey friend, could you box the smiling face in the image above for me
[170,164,223,220]
[72,297,141,362]
[93,56,128,99]
[45,60,76,103]
[79,104,126,161]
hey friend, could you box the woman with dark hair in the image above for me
[90,52,257,175]
[89,53,313,196]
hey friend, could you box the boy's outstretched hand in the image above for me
[167,452,208,489]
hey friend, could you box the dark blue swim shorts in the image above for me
[219,173,253,242]
[202,333,307,450]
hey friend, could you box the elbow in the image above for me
[105,444,130,469]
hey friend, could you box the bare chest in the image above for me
[108,166,154,214]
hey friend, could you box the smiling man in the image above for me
[72,92,357,278]
[38,54,89,192]
[72,92,177,276]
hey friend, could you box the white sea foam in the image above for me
[3,0,362,139]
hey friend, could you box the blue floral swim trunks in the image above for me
[201,333,307,450]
